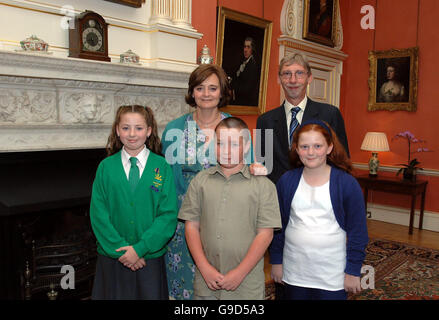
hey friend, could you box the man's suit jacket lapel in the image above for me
[302,98,319,122]
[273,103,289,154]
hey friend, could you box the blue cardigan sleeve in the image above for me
[269,183,287,264]
[340,174,369,276]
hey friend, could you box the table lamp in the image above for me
[361,132,390,176]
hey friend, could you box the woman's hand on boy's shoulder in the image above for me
[249,162,268,176]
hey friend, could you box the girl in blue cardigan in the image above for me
[270,119,368,300]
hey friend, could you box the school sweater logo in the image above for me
[151,168,162,192]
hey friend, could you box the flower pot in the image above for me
[402,168,416,182]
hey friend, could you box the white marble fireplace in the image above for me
[0,0,203,152]
[0,0,204,300]
[0,50,191,152]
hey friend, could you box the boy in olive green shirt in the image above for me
[179,117,281,300]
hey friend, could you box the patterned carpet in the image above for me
[265,281,275,300]
[265,238,439,300]
[349,238,439,300]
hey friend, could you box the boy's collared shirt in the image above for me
[178,164,281,299]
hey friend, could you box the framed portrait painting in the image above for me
[303,0,338,47]
[368,47,419,112]
[216,7,272,115]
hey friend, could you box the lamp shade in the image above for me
[361,132,390,152]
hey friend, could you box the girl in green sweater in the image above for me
[90,105,178,300]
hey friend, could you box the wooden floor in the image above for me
[366,219,439,250]
[264,219,439,282]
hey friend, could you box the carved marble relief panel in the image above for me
[0,50,191,152]
[59,92,114,124]
[114,93,187,129]
[0,88,56,124]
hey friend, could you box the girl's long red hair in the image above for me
[289,121,352,173]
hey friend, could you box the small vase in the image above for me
[368,152,379,176]
[198,45,213,64]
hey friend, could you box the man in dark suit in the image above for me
[231,37,260,106]
[256,53,349,299]
[256,53,349,184]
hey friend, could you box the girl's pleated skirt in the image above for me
[92,254,169,300]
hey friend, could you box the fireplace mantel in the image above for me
[0,51,190,88]
[0,50,191,152]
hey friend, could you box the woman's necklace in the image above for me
[193,111,220,145]
[194,111,220,129]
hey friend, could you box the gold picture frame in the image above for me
[368,47,419,112]
[104,0,145,8]
[216,7,272,115]
[303,0,338,47]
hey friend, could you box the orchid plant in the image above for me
[392,131,432,179]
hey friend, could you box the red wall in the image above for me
[192,0,439,214]
[340,0,439,213]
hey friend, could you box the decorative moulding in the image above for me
[278,36,347,62]
[280,0,303,39]
[0,0,202,38]
[104,0,145,8]
[352,162,439,178]
[367,203,439,233]
[0,50,189,88]
[0,81,189,152]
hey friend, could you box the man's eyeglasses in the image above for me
[279,70,308,80]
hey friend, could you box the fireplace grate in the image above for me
[20,213,97,300]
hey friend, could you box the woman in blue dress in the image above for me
[161,64,237,299]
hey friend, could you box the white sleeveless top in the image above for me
[282,175,346,291]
